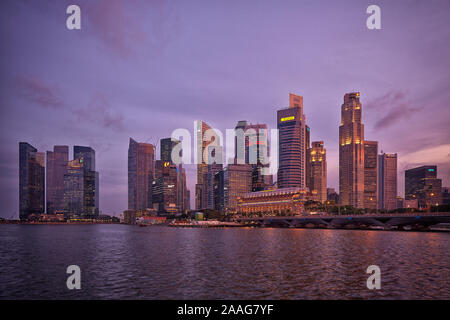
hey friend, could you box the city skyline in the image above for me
[2,0,450,218]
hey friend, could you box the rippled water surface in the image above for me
[0,224,449,299]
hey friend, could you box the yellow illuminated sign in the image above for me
[164,162,170,167]
[281,116,295,122]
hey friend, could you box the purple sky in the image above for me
[1,0,449,218]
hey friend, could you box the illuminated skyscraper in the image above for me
[378,153,397,211]
[339,92,364,208]
[223,164,253,212]
[153,160,178,213]
[19,142,45,220]
[195,120,220,210]
[128,138,155,211]
[308,141,327,203]
[46,145,68,214]
[363,141,378,210]
[74,145,95,171]
[277,93,306,189]
[161,137,181,163]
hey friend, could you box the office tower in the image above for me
[378,153,397,211]
[74,145,95,171]
[128,138,155,211]
[205,163,223,209]
[405,165,442,208]
[442,187,450,205]
[234,120,272,191]
[339,92,365,208]
[161,137,181,163]
[195,120,214,210]
[308,141,327,203]
[46,145,69,214]
[63,158,84,217]
[305,125,311,190]
[277,93,307,189]
[185,189,191,211]
[19,142,45,220]
[363,141,378,210]
[223,164,253,212]
[214,170,225,212]
[153,160,179,214]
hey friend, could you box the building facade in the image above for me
[46,145,69,214]
[378,153,397,211]
[277,93,306,189]
[128,138,155,211]
[405,165,442,208]
[19,142,45,220]
[223,164,253,212]
[237,187,308,216]
[363,140,378,210]
[308,141,327,203]
[339,92,365,208]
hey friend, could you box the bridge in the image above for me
[235,212,450,230]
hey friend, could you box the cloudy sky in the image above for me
[1,0,449,218]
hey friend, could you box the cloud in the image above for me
[83,0,180,59]
[15,75,65,109]
[73,93,125,132]
[366,90,422,130]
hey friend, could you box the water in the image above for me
[0,224,449,299]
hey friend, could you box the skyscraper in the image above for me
[74,145,95,171]
[160,137,181,163]
[339,92,365,208]
[223,164,253,212]
[277,93,306,189]
[405,165,442,208]
[153,160,178,213]
[378,153,397,211]
[63,147,99,218]
[308,141,327,203]
[19,142,45,220]
[46,145,68,214]
[128,138,155,211]
[363,140,378,210]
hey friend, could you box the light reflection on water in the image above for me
[0,224,449,299]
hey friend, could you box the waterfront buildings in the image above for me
[378,153,397,211]
[19,142,45,220]
[339,92,365,208]
[46,146,69,214]
[237,187,308,216]
[277,93,307,189]
[327,188,339,204]
[307,141,327,203]
[405,165,442,208]
[363,140,378,210]
[128,138,155,211]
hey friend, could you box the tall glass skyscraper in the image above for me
[378,153,397,211]
[339,92,365,208]
[277,93,306,189]
[19,142,45,220]
[128,138,155,211]
[46,145,69,214]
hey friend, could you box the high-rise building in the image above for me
[153,160,179,214]
[223,164,253,212]
[327,188,339,204]
[308,141,327,203]
[160,137,181,163]
[378,153,397,211]
[195,120,214,210]
[74,145,95,171]
[277,93,306,189]
[234,121,272,191]
[363,141,378,209]
[46,145,68,214]
[339,92,365,208]
[19,142,45,220]
[405,165,442,208]
[63,148,99,219]
[128,138,155,211]
[305,125,311,190]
